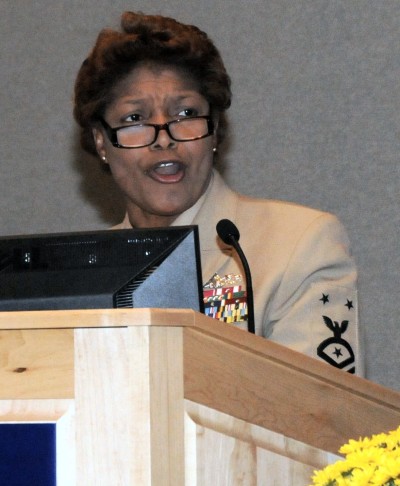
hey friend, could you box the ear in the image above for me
[212,117,219,148]
[92,127,107,162]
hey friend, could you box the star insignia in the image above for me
[319,293,329,304]
[345,299,354,310]
[333,347,343,358]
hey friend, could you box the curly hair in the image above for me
[74,11,232,156]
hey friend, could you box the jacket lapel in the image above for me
[191,170,240,282]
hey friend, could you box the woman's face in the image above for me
[93,65,217,228]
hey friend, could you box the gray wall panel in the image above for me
[1,1,399,390]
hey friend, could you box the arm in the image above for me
[264,213,363,375]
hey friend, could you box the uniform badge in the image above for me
[203,273,248,324]
[317,316,355,372]
[309,284,359,374]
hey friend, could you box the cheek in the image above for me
[189,139,215,166]
[107,154,139,185]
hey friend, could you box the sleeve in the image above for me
[264,213,364,376]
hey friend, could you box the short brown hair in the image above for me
[74,11,232,156]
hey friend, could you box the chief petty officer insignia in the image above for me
[310,283,359,374]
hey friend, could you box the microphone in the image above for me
[216,219,255,334]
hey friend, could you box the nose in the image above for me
[151,124,176,150]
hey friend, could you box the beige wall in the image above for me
[1,1,399,391]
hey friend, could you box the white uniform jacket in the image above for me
[115,170,362,375]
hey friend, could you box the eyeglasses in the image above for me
[100,116,215,149]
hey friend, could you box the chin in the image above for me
[154,198,194,217]
[156,207,186,219]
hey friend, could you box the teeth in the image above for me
[153,161,182,176]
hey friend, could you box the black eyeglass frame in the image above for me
[99,116,215,149]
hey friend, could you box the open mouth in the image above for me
[147,161,186,183]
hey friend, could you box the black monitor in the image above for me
[0,226,204,312]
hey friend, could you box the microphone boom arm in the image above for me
[226,235,255,334]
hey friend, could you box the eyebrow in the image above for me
[119,92,205,106]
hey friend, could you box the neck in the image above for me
[125,207,178,229]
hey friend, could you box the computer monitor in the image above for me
[0,226,204,312]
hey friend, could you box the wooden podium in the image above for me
[0,308,399,485]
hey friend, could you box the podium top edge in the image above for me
[0,308,199,330]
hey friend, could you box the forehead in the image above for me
[111,63,201,101]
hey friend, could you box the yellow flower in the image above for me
[312,461,348,485]
[349,464,375,482]
[371,456,400,484]
[310,426,400,486]
[346,447,384,467]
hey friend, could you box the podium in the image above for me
[1,308,399,485]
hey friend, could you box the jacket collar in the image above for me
[191,169,239,251]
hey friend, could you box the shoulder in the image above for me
[232,195,352,263]
[236,193,339,232]
[211,170,329,222]
[209,171,348,245]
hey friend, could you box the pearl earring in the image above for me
[101,155,108,163]
[213,147,217,153]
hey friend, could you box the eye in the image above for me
[178,108,198,117]
[124,113,142,124]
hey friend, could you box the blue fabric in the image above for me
[0,424,56,486]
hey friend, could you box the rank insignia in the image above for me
[308,283,360,374]
[317,316,355,372]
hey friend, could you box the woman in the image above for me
[74,11,362,374]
